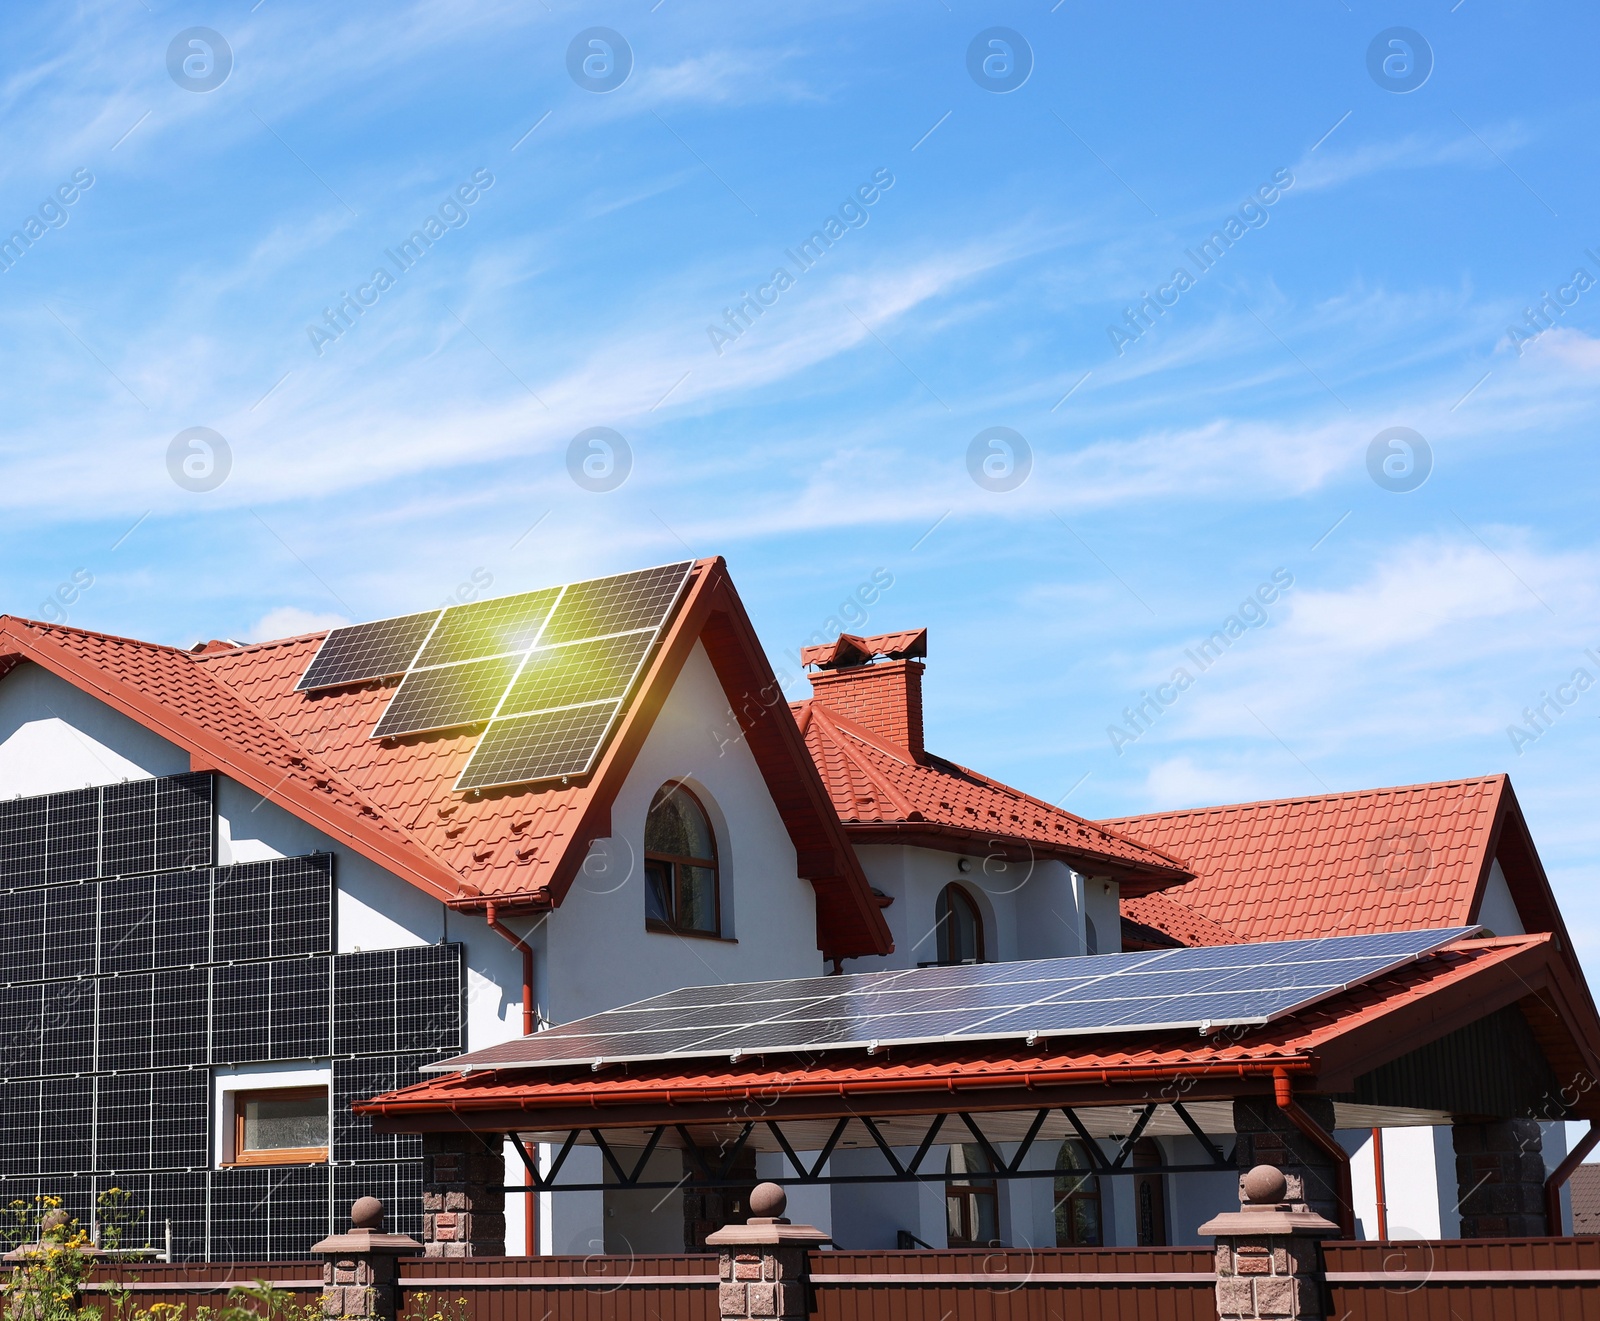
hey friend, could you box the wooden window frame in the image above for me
[228,1085,329,1167]
[932,883,985,967]
[644,784,723,940]
[1053,1139,1103,1247]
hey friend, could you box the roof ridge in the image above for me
[806,704,924,820]
[1102,773,1508,825]
[192,631,328,660]
[1,616,191,656]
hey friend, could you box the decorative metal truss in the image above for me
[502,1101,1237,1194]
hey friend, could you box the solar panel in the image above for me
[296,610,441,691]
[538,562,696,646]
[426,927,1479,1072]
[413,588,561,669]
[371,655,523,738]
[454,700,621,790]
[499,631,655,716]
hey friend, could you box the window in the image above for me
[229,1086,328,1165]
[644,783,720,937]
[1132,1139,1167,1246]
[945,1143,999,1247]
[934,884,984,966]
[1053,1140,1102,1246]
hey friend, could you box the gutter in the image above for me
[1273,1069,1353,1237]
[1545,1121,1599,1234]
[485,902,537,1037]
[357,1056,1313,1115]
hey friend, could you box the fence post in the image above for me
[311,1197,422,1321]
[421,1132,505,1256]
[1199,1164,1339,1321]
[705,1183,829,1321]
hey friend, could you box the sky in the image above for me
[4,3,1600,977]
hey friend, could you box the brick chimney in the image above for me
[802,630,928,757]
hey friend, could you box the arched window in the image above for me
[1053,1140,1102,1246]
[935,884,984,966]
[644,783,719,936]
[945,1144,999,1247]
[1132,1138,1167,1246]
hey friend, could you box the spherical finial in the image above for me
[748,1182,787,1221]
[350,1197,385,1230]
[1241,1165,1288,1207]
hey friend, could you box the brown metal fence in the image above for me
[82,1261,323,1316]
[1323,1237,1600,1320]
[396,1255,719,1321]
[809,1247,1215,1321]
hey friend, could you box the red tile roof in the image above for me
[1121,891,1240,947]
[1107,777,1517,944]
[0,559,893,959]
[1570,1165,1600,1234]
[800,629,927,669]
[793,699,1191,892]
[358,934,1600,1122]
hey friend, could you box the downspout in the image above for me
[1273,1069,1354,1238]
[1545,1121,1599,1235]
[484,902,536,1036]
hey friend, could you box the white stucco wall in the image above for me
[850,847,1089,970]
[0,662,191,793]
[1475,856,1526,936]
[541,640,825,1023]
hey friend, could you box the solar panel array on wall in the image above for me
[0,772,464,1260]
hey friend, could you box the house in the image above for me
[0,557,1591,1259]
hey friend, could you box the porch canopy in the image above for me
[358,931,1600,1218]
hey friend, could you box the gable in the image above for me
[0,661,190,794]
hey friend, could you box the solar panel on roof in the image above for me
[424,927,1478,1072]
[413,588,562,668]
[296,610,440,692]
[290,560,695,788]
[455,700,622,789]
[499,631,655,716]
[371,655,524,738]
[538,562,695,646]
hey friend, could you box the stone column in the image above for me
[1232,1097,1342,1226]
[1200,1164,1338,1321]
[706,1184,828,1321]
[311,1197,422,1321]
[422,1131,506,1256]
[1452,1119,1546,1237]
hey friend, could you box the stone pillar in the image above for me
[422,1131,506,1257]
[1452,1119,1546,1237]
[1200,1165,1339,1321]
[311,1197,421,1321]
[1232,1098,1341,1226]
[706,1184,828,1321]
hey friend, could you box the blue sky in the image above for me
[6,4,1600,969]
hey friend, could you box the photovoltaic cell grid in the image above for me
[293,561,694,787]
[294,608,440,692]
[0,772,214,891]
[0,854,334,990]
[431,927,1481,1073]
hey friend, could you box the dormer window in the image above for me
[644,783,720,937]
[934,883,984,966]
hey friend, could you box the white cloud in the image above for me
[248,606,348,642]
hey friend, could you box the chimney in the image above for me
[801,630,928,757]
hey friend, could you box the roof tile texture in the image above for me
[1108,777,1506,944]
[794,699,1189,883]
